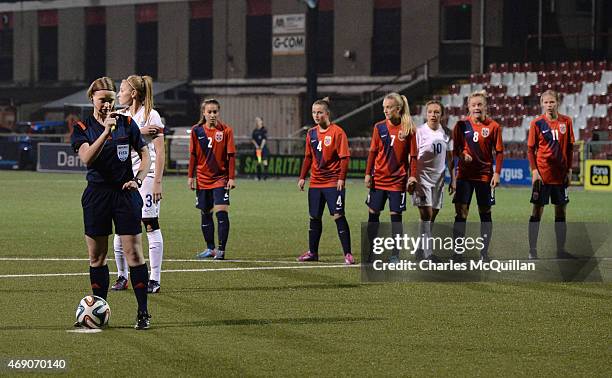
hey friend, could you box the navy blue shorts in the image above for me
[308,187,345,218]
[530,183,569,206]
[82,185,143,236]
[366,189,407,213]
[453,179,495,207]
[196,187,230,212]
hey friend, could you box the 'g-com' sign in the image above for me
[272,35,305,55]
[585,160,612,191]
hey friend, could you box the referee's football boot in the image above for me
[135,311,151,330]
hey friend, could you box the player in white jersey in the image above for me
[412,100,455,260]
[112,75,165,294]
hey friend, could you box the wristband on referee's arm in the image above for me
[132,177,143,188]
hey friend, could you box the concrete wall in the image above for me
[158,1,189,80]
[213,0,246,79]
[13,11,37,83]
[334,0,373,76]
[106,5,135,80]
[271,0,305,78]
[58,7,85,81]
[402,0,440,76]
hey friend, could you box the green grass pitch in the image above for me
[0,171,610,376]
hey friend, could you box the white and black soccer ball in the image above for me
[75,295,111,329]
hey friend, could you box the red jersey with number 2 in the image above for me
[188,122,236,189]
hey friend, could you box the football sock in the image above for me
[528,216,540,251]
[308,218,323,254]
[201,211,215,250]
[390,214,403,257]
[147,229,163,282]
[90,265,109,299]
[554,216,567,253]
[420,220,432,258]
[256,165,262,180]
[334,216,351,255]
[479,212,493,255]
[453,215,467,240]
[216,211,229,252]
[129,264,149,313]
[367,213,380,261]
[113,234,128,278]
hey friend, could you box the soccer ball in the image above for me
[75,295,111,329]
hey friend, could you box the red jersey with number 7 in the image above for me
[302,123,350,188]
[452,116,503,182]
[188,122,236,189]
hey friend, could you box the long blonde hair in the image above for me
[125,75,154,122]
[385,92,415,136]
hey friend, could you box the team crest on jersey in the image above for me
[324,135,332,147]
[559,123,567,134]
[398,131,406,141]
[481,128,490,137]
[215,131,224,142]
[116,144,129,161]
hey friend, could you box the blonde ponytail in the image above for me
[126,75,155,123]
[385,92,415,137]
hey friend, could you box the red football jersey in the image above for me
[301,123,350,188]
[453,116,503,182]
[188,122,236,189]
[368,119,417,191]
[527,114,574,185]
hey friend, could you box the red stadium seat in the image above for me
[557,83,568,93]
[545,61,557,71]
[558,61,570,72]
[449,84,460,95]
[589,71,602,82]
[523,62,533,72]
[470,74,479,84]
[511,62,521,72]
[488,63,498,73]
[595,61,607,71]
[516,105,527,117]
[481,73,490,84]
[584,60,594,71]
[608,61,612,70]
[571,61,582,71]
[580,128,592,141]
[528,105,540,116]
[499,62,509,73]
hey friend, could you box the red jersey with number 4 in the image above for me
[368,120,417,191]
[303,123,350,188]
[188,122,236,189]
[527,114,574,185]
[453,117,503,182]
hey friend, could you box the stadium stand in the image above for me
[413,60,611,146]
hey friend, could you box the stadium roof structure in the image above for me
[42,81,185,109]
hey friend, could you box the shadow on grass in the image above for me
[114,315,386,329]
[0,316,385,331]
[167,282,362,293]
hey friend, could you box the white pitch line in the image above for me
[0,264,360,279]
[0,257,341,265]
